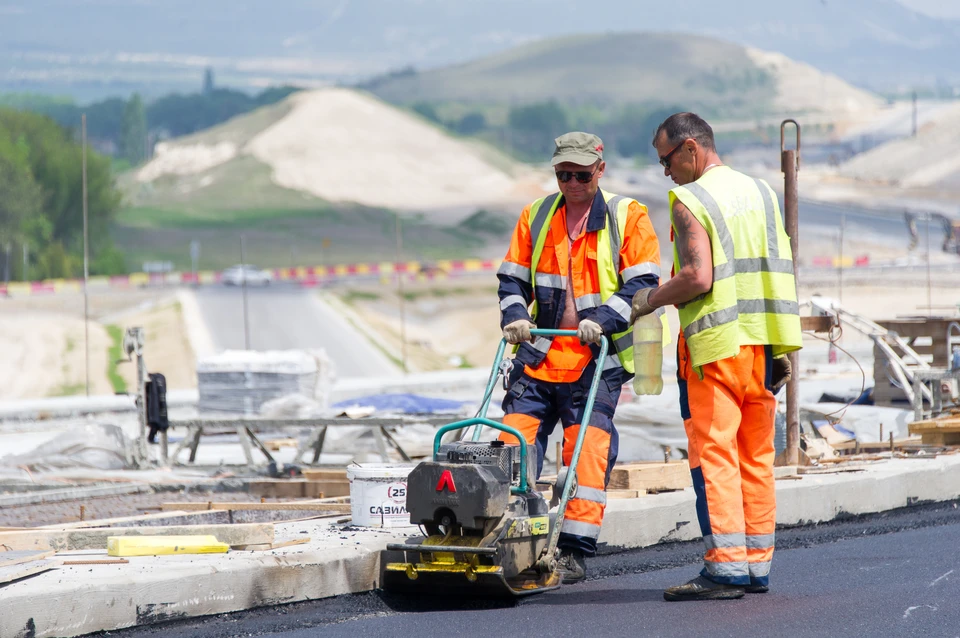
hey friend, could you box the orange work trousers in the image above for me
[677,332,776,587]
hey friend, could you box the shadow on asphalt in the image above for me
[376,590,518,613]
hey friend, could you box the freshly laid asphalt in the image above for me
[102,498,960,638]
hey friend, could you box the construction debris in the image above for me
[234,537,311,551]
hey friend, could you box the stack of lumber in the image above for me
[607,460,691,497]
[909,415,960,445]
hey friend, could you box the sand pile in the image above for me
[840,101,960,190]
[135,88,544,214]
[745,48,883,116]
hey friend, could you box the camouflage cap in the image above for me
[551,132,604,166]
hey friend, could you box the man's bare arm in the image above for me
[648,201,713,309]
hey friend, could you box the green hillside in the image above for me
[365,33,778,116]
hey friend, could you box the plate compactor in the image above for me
[382,329,607,597]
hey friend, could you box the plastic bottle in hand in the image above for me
[632,314,663,395]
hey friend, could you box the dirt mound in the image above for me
[840,101,960,191]
[135,88,545,217]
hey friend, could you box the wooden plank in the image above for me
[909,419,960,433]
[234,537,311,551]
[608,461,691,491]
[161,502,353,513]
[801,315,836,333]
[61,558,129,565]
[250,479,352,498]
[305,480,350,498]
[831,439,921,452]
[42,509,232,530]
[301,469,348,481]
[0,522,274,552]
[0,550,54,569]
[919,432,960,446]
[264,438,299,451]
[249,479,307,499]
[0,560,55,586]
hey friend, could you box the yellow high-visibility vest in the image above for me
[670,166,802,368]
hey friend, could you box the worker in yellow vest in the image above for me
[631,113,802,601]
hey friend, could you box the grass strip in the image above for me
[106,325,128,394]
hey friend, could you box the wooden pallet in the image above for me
[608,461,691,492]
[908,417,960,445]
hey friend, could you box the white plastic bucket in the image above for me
[346,463,416,528]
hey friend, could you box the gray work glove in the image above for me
[771,356,792,394]
[630,288,657,324]
[577,319,603,345]
[503,319,535,344]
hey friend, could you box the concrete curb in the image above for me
[2,456,959,637]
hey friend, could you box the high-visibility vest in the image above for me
[527,189,669,375]
[669,166,802,369]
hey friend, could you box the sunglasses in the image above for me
[555,167,599,183]
[659,141,685,169]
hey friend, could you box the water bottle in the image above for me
[632,314,663,395]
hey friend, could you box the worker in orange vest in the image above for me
[498,132,662,583]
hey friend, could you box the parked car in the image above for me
[221,264,272,287]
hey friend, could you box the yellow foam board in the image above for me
[107,535,230,557]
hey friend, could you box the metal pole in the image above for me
[396,213,407,373]
[22,243,27,282]
[912,91,918,138]
[838,213,845,306]
[82,113,91,398]
[926,212,932,316]
[781,120,801,467]
[240,234,251,350]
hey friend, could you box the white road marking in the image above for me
[930,570,954,587]
[903,605,938,619]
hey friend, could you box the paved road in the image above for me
[194,285,400,379]
[108,500,960,638]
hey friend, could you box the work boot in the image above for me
[663,575,745,601]
[556,549,587,584]
[744,583,769,594]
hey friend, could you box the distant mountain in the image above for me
[1,0,958,99]
[362,33,882,118]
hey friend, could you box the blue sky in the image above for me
[898,0,960,18]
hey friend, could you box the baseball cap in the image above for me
[551,132,604,166]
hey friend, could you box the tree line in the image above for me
[2,81,300,167]
[0,108,124,280]
[411,100,686,163]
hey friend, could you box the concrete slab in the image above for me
[2,455,959,637]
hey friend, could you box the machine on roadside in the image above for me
[381,328,605,597]
[905,211,960,255]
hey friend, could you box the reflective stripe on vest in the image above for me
[670,167,802,368]
[526,190,666,375]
